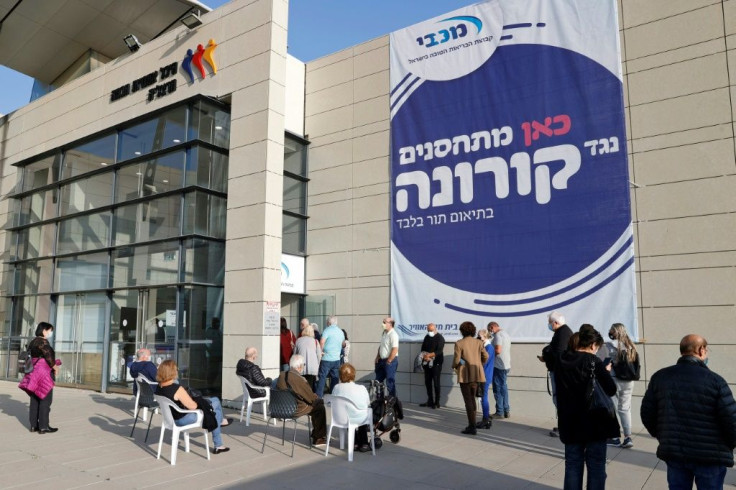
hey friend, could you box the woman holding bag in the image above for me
[604,323,640,449]
[19,322,61,434]
[555,324,619,490]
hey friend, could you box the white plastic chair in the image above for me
[132,375,158,422]
[154,395,210,465]
[324,394,375,462]
[238,375,270,426]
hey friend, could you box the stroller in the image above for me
[368,380,403,443]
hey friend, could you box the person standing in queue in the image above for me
[419,323,444,409]
[540,311,573,437]
[453,321,488,435]
[375,317,399,398]
[21,322,61,434]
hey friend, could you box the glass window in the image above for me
[115,151,185,202]
[17,224,56,260]
[20,154,61,192]
[190,101,230,148]
[185,147,228,193]
[57,212,111,255]
[183,239,225,284]
[55,252,108,292]
[111,241,179,288]
[61,133,116,179]
[284,137,307,176]
[283,175,306,215]
[178,285,224,393]
[118,106,187,161]
[10,295,52,337]
[183,192,226,238]
[113,195,182,246]
[59,172,113,216]
[282,214,305,255]
[17,189,58,226]
[14,259,53,295]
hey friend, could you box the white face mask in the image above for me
[428,331,436,337]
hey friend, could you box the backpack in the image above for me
[18,345,34,375]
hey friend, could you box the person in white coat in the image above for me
[331,363,375,452]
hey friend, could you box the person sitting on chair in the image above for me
[276,354,327,446]
[331,363,376,453]
[156,359,232,454]
[129,348,158,395]
[236,347,272,398]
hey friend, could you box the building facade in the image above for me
[0,0,734,425]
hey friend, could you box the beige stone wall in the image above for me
[304,0,736,424]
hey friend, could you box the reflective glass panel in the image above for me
[57,212,111,255]
[20,154,61,192]
[115,151,185,202]
[17,189,57,226]
[111,241,179,288]
[282,214,305,255]
[14,259,53,294]
[118,106,187,161]
[113,195,181,246]
[61,133,116,179]
[17,224,56,260]
[178,286,224,394]
[59,172,113,216]
[55,252,108,292]
[284,137,307,176]
[190,101,230,149]
[10,295,52,337]
[185,147,228,193]
[183,239,225,284]
[183,192,226,238]
[283,175,306,215]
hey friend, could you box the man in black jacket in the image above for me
[641,334,736,489]
[419,323,445,409]
[236,347,272,398]
[539,310,573,437]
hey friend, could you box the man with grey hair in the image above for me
[539,311,573,437]
[236,347,272,398]
[129,348,157,395]
[375,316,399,397]
[277,354,327,446]
[316,316,344,397]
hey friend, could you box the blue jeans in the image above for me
[564,440,607,490]
[316,360,340,397]
[375,358,398,397]
[177,396,224,448]
[666,460,727,490]
[492,368,510,414]
[479,382,490,418]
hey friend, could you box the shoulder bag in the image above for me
[586,360,616,420]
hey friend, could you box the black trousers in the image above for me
[459,382,478,428]
[423,362,442,406]
[304,374,317,392]
[29,388,53,430]
[309,400,327,442]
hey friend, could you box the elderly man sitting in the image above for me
[277,354,327,446]
[129,348,158,395]
[236,347,273,398]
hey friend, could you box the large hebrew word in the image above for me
[521,115,571,147]
[416,24,468,48]
[399,127,513,165]
[395,144,582,211]
[583,136,619,155]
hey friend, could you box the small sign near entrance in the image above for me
[166,309,176,327]
[264,301,280,335]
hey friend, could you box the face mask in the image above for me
[46,332,53,340]
[609,334,615,340]
[428,331,436,337]
[703,357,709,366]
[382,324,388,331]
[547,323,554,332]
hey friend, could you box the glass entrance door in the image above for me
[54,293,106,389]
[108,287,177,393]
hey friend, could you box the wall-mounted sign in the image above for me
[264,301,280,335]
[110,38,218,104]
[281,254,305,294]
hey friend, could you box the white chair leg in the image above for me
[171,431,178,466]
[262,401,268,422]
[325,424,334,456]
[347,427,356,462]
[369,424,376,456]
[339,428,345,449]
[156,426,165,459]
[142,406,149,422]
[246,402,253,426]
[204,431,210,460]
[240,401,245,423]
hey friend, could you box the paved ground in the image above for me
[1,381,734,489]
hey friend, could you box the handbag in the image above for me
[18,345,34,374]
[586,360,616,419]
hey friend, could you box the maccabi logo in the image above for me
[281,262,290,280]
[183,39,218,83]
[416,16,483,48]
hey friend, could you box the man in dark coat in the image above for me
[539,310,573,437]
[641,334,736,489]
[236,347,272,398]
[419,323,445,409]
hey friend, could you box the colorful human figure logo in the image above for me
[183,39,218,83]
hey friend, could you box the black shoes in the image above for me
[38,427,58,434]
[419,402,435,408]
[504,412,510,418]
[475,418,492,429]
[29,426,38,433]
[213,447,230,454]
[461,426,477,435]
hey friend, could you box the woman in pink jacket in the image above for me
[21,322,60,434]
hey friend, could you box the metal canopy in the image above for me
[0,0,211,84]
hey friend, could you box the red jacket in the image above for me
[280,330,296,365]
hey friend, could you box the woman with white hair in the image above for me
[294,323,322,391]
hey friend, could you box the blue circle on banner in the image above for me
[391,44,630,295]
